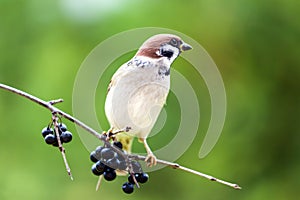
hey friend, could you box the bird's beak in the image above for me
[180,42,192,52]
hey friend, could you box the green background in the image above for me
[0,0,299,199]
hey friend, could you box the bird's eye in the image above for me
[170,38,178,46]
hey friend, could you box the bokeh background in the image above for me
[0,0,299,199]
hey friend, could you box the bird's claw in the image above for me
[145,153,157,167]
[103,126,132,141]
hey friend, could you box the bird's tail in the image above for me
[115,132,134,153]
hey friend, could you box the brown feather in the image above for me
[135,34,182,58]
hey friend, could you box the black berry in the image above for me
[91,164,103,176]
[94,146,103,159]
[101,147,115,160]
[118,160,127,171]
[113,141,123,149]
[136,173,149,183]
[58,123,67,132]
[90,151,98,163]
[41,127,53,138]
[103,168,116,181]
[131,161,142,173]
[106,157,120,170]
[44,134,56,145]
[95,161,106,173]
[60,131,72,143]
[128,174,136,184]
[115,151,126,163]
[52,140,60,147]
[122,182,134,194]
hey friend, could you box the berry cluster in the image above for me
[90,141,149,194]
[123,171,149,194]
[41,123,72,146]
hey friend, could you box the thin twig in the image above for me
[49,99,64,105]
[52,114,73,180]
[0,83,241,190]
[130,154,241,189]
[96,175,103,191]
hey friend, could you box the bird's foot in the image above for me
[103,126,131,141]
[145,153,157,167]
[102,129,113,141]
[112,126,131,135]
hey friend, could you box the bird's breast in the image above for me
[105,63,170,138]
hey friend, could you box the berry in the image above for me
[94,146,103,159]
[128,173,149,184]
[100,147,115,160]
[58,123,67,132]
[41,127,53,138]
[95,146,103,152]
[106,157,120,170]
[113,141,123,149]
[60,131,72,143]
[91,164,103,176]
[122,182,134,194]
[115,150,126,163]
[44,134,56,145]
[52,140,60,147]
[103,168,116,181]
[136,173,149,183]
[118,160,127,171]
[90,151,98,163]
[95,161,106,173]
[131,161,142,173]
[128,174,136,184]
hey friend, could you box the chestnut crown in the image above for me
[135,34,192,59]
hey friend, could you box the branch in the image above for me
[0,83,105,180]
[0,83,241,190]
[0,83,105,141]
[130,154,241,189]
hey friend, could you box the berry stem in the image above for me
[129,173,140,188]
[96,175,103,191]
[52,114,73,180]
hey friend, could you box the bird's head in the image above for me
[135,34,192,63]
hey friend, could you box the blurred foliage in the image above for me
[0,0,300,199]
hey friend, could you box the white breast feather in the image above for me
[105,57,170,139]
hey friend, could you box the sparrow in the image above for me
[104,34,192,166]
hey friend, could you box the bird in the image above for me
[104,34,192,166]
